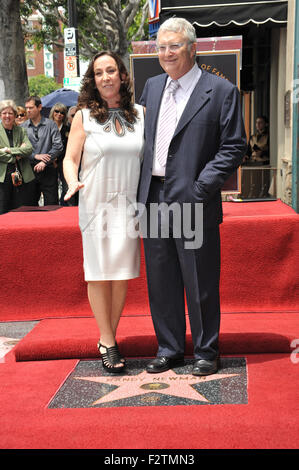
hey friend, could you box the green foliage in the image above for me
[28,75,62,97]
[20,0,149,59]
[128,0,149,40]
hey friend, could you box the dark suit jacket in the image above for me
[138,68,247,227]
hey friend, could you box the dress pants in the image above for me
[142,177,221,361]
[28,165,58,206]
[57,160,78,206]
[0,163,20,214]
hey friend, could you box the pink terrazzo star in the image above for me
[74,369,239,406]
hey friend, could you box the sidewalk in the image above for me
[0,321,37,361]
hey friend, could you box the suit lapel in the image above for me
[152,74,168,115]
[148,74,168,136]
[173,70,212,138]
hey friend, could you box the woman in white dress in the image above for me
[63,52,144,373]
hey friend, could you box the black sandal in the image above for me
[115,341,125,364]
[97,342,126,373]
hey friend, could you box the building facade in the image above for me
[149,0,298,212]
[25,11,64,85]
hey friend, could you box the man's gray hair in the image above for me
[157,17,197,44]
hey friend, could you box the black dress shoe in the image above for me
[146,356,184,373]
[192,358,219,376]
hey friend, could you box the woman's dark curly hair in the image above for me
[78,51,137,124]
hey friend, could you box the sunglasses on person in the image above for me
[54,110,66,115]
[16,113,26,118]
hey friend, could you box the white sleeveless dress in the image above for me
[79,105,144,281]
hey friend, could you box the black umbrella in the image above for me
[41,88,79,117]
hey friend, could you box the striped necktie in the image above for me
[155,80,179,167]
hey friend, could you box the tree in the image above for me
[29,74,62,97]
[0,0,29,105]
[21,0,149,66]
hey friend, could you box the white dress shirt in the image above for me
[152,64,202,176]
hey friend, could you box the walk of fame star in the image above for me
[74,369,239,406]
[48,358,248,408]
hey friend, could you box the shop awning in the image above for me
[160,1,288,27]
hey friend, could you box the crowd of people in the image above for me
[0,97,78,214]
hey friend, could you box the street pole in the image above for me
[68,0,77,28]
[67,0,80,76]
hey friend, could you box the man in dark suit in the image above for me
[138,18,247,376]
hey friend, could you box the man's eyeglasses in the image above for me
[16,113,26,118]
[54,110,65,115]
[156,42,190,53]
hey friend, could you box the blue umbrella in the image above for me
[41,88,79,116]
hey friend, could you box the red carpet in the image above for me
[0,200,298,450]
[7,312,299,362]
[0,200,298,321]
[0,354,298,449]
